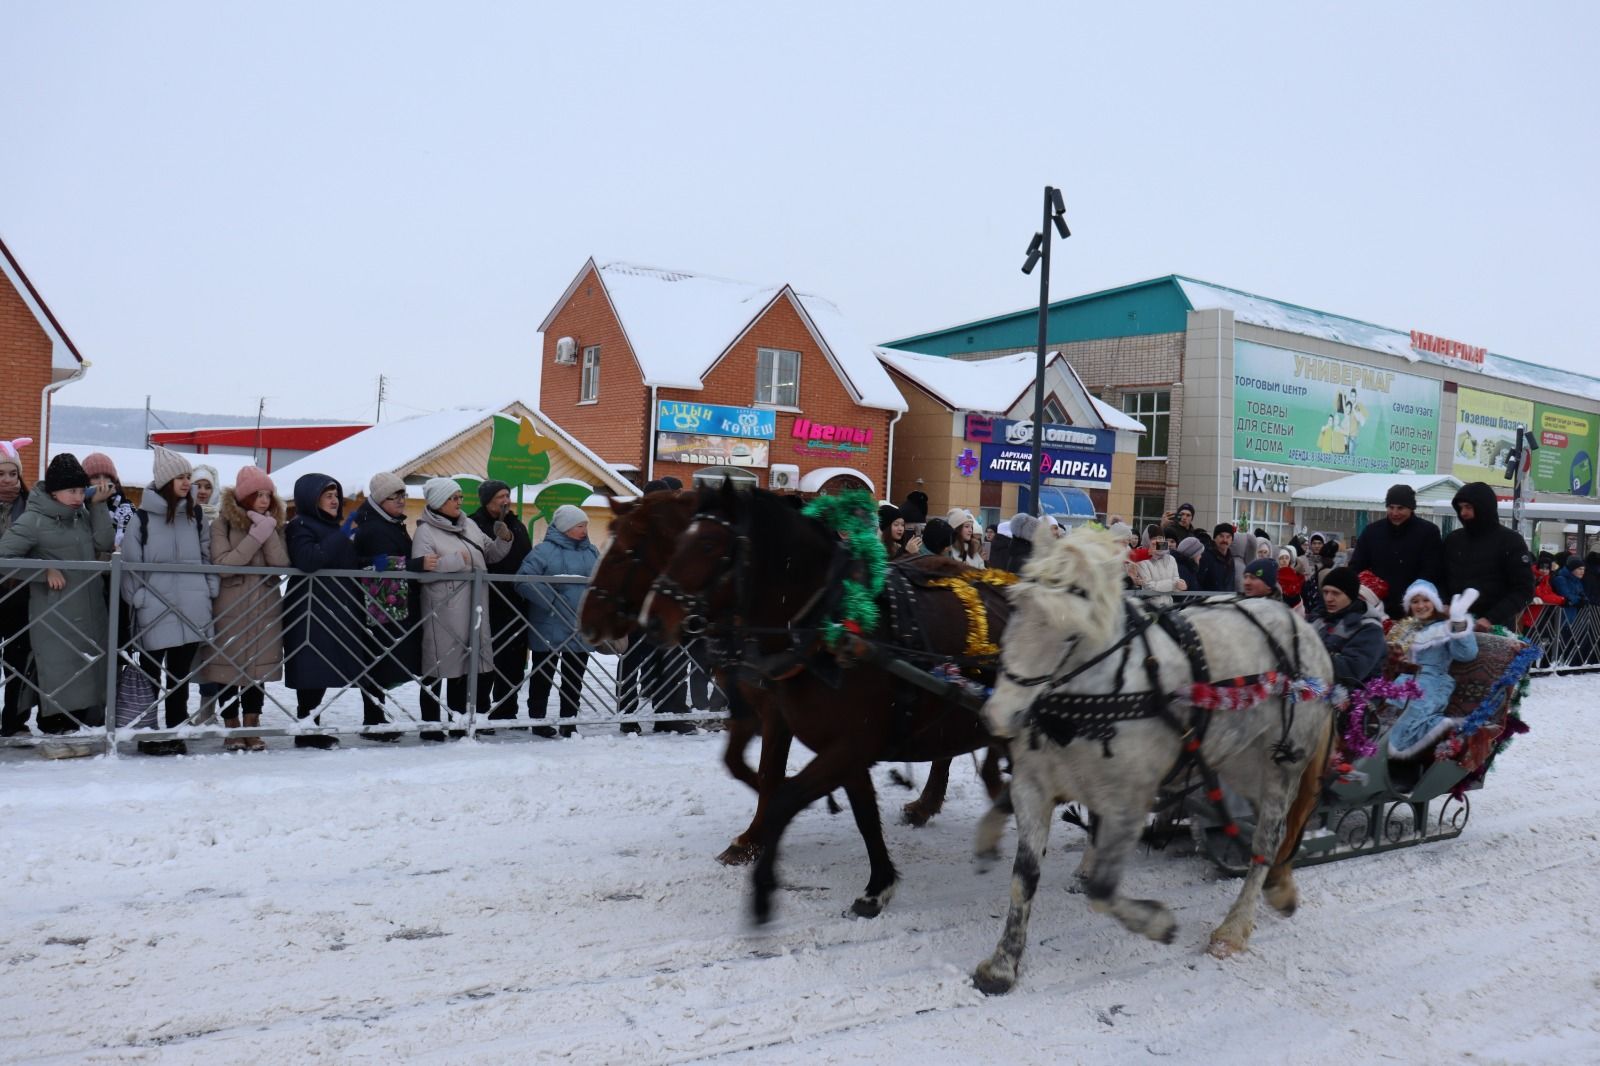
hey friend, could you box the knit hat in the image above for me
[1107,521,1134,544]
[234,465,275,502]
[878,503,901,532]
[150,446,193,489]
[921,517,954,554]
[1176,502,1195,518]
[1276,547,1295,568]
[478,478,511,508]
[1176,536,1203,561]
[423,477,461,510]
[1320,566,1361,603]
[1403,579,1445,614]
[1244,557,1278,589]
[0,437,30,473]
[1213,522,1235,538]
[1566,556,1586,571]
[44,452,90,493]
[79,450,116,480]
[1385,483,1418,510]
[552,504,588,533]
[191,462,219,488]
[643,479,671,494]
[661,476,684,491]
[1009,513,1040,543]
[368,470,405,502]
[945,508,976,530]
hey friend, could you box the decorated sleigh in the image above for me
[1188,631,1537,875]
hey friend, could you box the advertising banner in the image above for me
[1451,388,1529,488]
[991,418,1116,454]
[655,401,776,440]
[654,432,769,467]
[1233,340,1441,473]
[1531,403,1597,497]
[979,442,1113,486]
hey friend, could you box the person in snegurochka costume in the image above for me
[199,465,288,751]
[0,438,38,736]
[1385,579,1481,760]
[1310,566,1387,690]
[517,503,600,738]
[411,477,513,739]
[0,452,115,754]
[348,471,429,741]
[468,479,533,726]
[120,447,216,756]
[283,472,364,748]
[1348,483,1446,620]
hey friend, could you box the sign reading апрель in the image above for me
[1233,340,1441,474]
[656,402,775,440]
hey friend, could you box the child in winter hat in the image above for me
[149,446,193,489]
[551,504,588,534]
[0,436,31,474]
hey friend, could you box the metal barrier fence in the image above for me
[1521,603,1600,675]
[0,557,726,754]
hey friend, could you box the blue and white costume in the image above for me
[1387,579,1479,759]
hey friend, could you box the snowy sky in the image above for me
[3,2,1597,421]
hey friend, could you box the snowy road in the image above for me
[3,676,1597,1064]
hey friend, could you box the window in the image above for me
[756,348,800,406]
[580,345,600,402]
[1043,398,1069,425]
[1132,493,1167,538]
[1123,390,1170,459]
[1233,498,1293,548]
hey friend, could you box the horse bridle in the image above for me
[646,511,744,638]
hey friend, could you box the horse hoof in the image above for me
[1265,881,1298,916]
[973,960,1017,996]
[902,803,932,827]
[1206,933,1245,959]
[849,897,884,919]
[717,842,760,866]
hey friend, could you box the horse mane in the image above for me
[1014,524,1126,649]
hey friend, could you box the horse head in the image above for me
[984,524,1127,737]
[578,491,697,642]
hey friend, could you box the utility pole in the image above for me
[143,395,152,448]
[1020,186,1071,517]
[252,397,266,467]
[375,374,388,424]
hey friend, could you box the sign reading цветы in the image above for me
[1232,340,1441,474]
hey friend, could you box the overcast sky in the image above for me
[4,2,1596,422]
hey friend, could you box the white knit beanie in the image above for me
[150,446,193,489]
[552,504,587,533]
[423,477,460,510]
[368,471,405,501]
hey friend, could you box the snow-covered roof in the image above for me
[1,236,84,374]
[876,348,1145,433]
[545,259,906,411]
[1291,472,1463,509]
[47,443,258,490]
[271,402,637,499]
[1176,277,1600,403]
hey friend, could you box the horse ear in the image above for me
[609,496,635,517]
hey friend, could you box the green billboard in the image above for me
[1233,340,1441,473]
[1531,402,1597,496]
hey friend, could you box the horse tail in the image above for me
[1270,708,1334,877]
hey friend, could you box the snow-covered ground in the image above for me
[2,676,1597,1065]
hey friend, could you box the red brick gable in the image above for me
[0,271,52,478]
[538,265,649,469]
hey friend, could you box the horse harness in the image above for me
[1009,595,1314,868]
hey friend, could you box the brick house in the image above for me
[1,237,88,479]
[537,260,907,498]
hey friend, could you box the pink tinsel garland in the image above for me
[1341,677,1423,759]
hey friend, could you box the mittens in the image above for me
[1448,588,1480,634]
[246,510,277,543]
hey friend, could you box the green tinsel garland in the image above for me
[802,490,889,646]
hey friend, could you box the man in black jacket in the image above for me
[470,480,534,721]
[1349,483,1445,619]
[1443,481,1534,631]
[1194,524,1237,593]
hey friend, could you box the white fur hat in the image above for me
[1403,579,1445,613]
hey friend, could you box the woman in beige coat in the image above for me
[409,477,512,735]
[200,467,288,751]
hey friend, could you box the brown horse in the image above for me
[577,491,966,866]
[640,485,1008,922]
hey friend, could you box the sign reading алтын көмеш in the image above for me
[656,401,776,440]
[1233,340,1441,474]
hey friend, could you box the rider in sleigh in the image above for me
[1383,580,1479,759]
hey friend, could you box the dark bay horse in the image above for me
[577,491,967,866]
[639,486,1008,922]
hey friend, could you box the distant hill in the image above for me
[53,405,357,449]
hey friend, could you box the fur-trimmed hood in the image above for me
[219,485,285,532]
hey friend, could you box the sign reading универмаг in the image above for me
[656,401,776,440]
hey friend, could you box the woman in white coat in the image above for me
[1128,526,1187,606]
[409,477,512,737]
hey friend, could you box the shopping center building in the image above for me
[888,276,1600,547]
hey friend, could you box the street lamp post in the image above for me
[1021,186,1070,517]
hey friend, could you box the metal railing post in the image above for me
[102,552,123,758]
[465,568,483,738]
